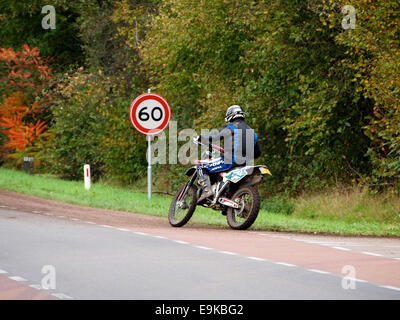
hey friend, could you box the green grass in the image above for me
[0,168,399,237]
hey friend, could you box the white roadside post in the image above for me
[84,164,91,190]
[129,89,171,201]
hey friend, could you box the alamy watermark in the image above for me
[342,5,356,30]
[41,264,56,290]
[41,5,56,30]
[147,121,257,167]
[341,265,356,290]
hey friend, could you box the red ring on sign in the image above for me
[129,93,171,135]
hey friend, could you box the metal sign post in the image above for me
[129,88,171,201]
[147,88,152,200]
[147,134,152,200]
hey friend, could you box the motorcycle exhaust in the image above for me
[218,197,240,209]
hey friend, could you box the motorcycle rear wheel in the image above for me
[226,186,260,230]
[169,184,198,227]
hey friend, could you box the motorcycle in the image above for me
[168,139,272,230]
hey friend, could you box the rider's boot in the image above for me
[197,174,213,202]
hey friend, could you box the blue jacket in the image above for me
[199,119,261,167]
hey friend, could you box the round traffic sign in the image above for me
[129,93,171,135]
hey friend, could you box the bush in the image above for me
[47,69,147,182]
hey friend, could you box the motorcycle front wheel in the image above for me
[226,186,260,230]
[168,184,198,227]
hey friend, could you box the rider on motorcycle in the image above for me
[195,105,261,202]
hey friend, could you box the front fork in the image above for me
[177,172,197,202]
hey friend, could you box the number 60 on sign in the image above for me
[129,92,171,135]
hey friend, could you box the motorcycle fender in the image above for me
[240,175,263,188]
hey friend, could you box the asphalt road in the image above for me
[0,208,399,300]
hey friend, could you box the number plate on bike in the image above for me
[224,168,247,183]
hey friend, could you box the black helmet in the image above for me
[225,105,245,122]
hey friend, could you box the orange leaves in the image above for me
[0,44,52,91]
[0,92,47,154]
[0,44,52,163]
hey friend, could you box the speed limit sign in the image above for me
[129,92,171,135]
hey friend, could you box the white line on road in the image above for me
[248,257,266,261]
[154,235,168,239]
[99,225,113,228]
[379,285,400,292]
[362,251,383,257]
[332,246,351,251]
[117,228,130,232]
[194,245,212,250]
[307,269,331,275]
[173,240,189,245]
[0,269,8,274]
[9,276,27,282]
[346,277,367,283]
[29,284,43,290]
[134,232,149,236]
[70,218,80,221]
[51,293,73,299]
[275,262,296,267]
[219,251,238,256]
[355,279,368,283]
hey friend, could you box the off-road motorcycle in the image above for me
[169,140,271,230]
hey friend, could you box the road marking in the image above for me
[173,240,189,245]
[394,258,400,261]
[194,245,212,250]
[248,257,265,261]
[135,232,148,236]
[219,251,238,256]
[362,251,383,257]
[32,211,42,214]
[275,262,296,267]
[332,246,351,251]
[117,228,130,232]
[380,285,400,292]
[306,241,341,245]
[99,225,113,228]
[52,293,73,299]
[85,221,96,224]
[70,218,80,221]
[307,269,331,275]
[29,284,43,290]
[9,276,27,282]
[154,235,168,239]
[0,269,8,274]
[355,278,368,283]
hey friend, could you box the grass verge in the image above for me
[0,168,399,237]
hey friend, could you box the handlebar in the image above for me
[193,137,225,153]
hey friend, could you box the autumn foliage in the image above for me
[0,45,52,163]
